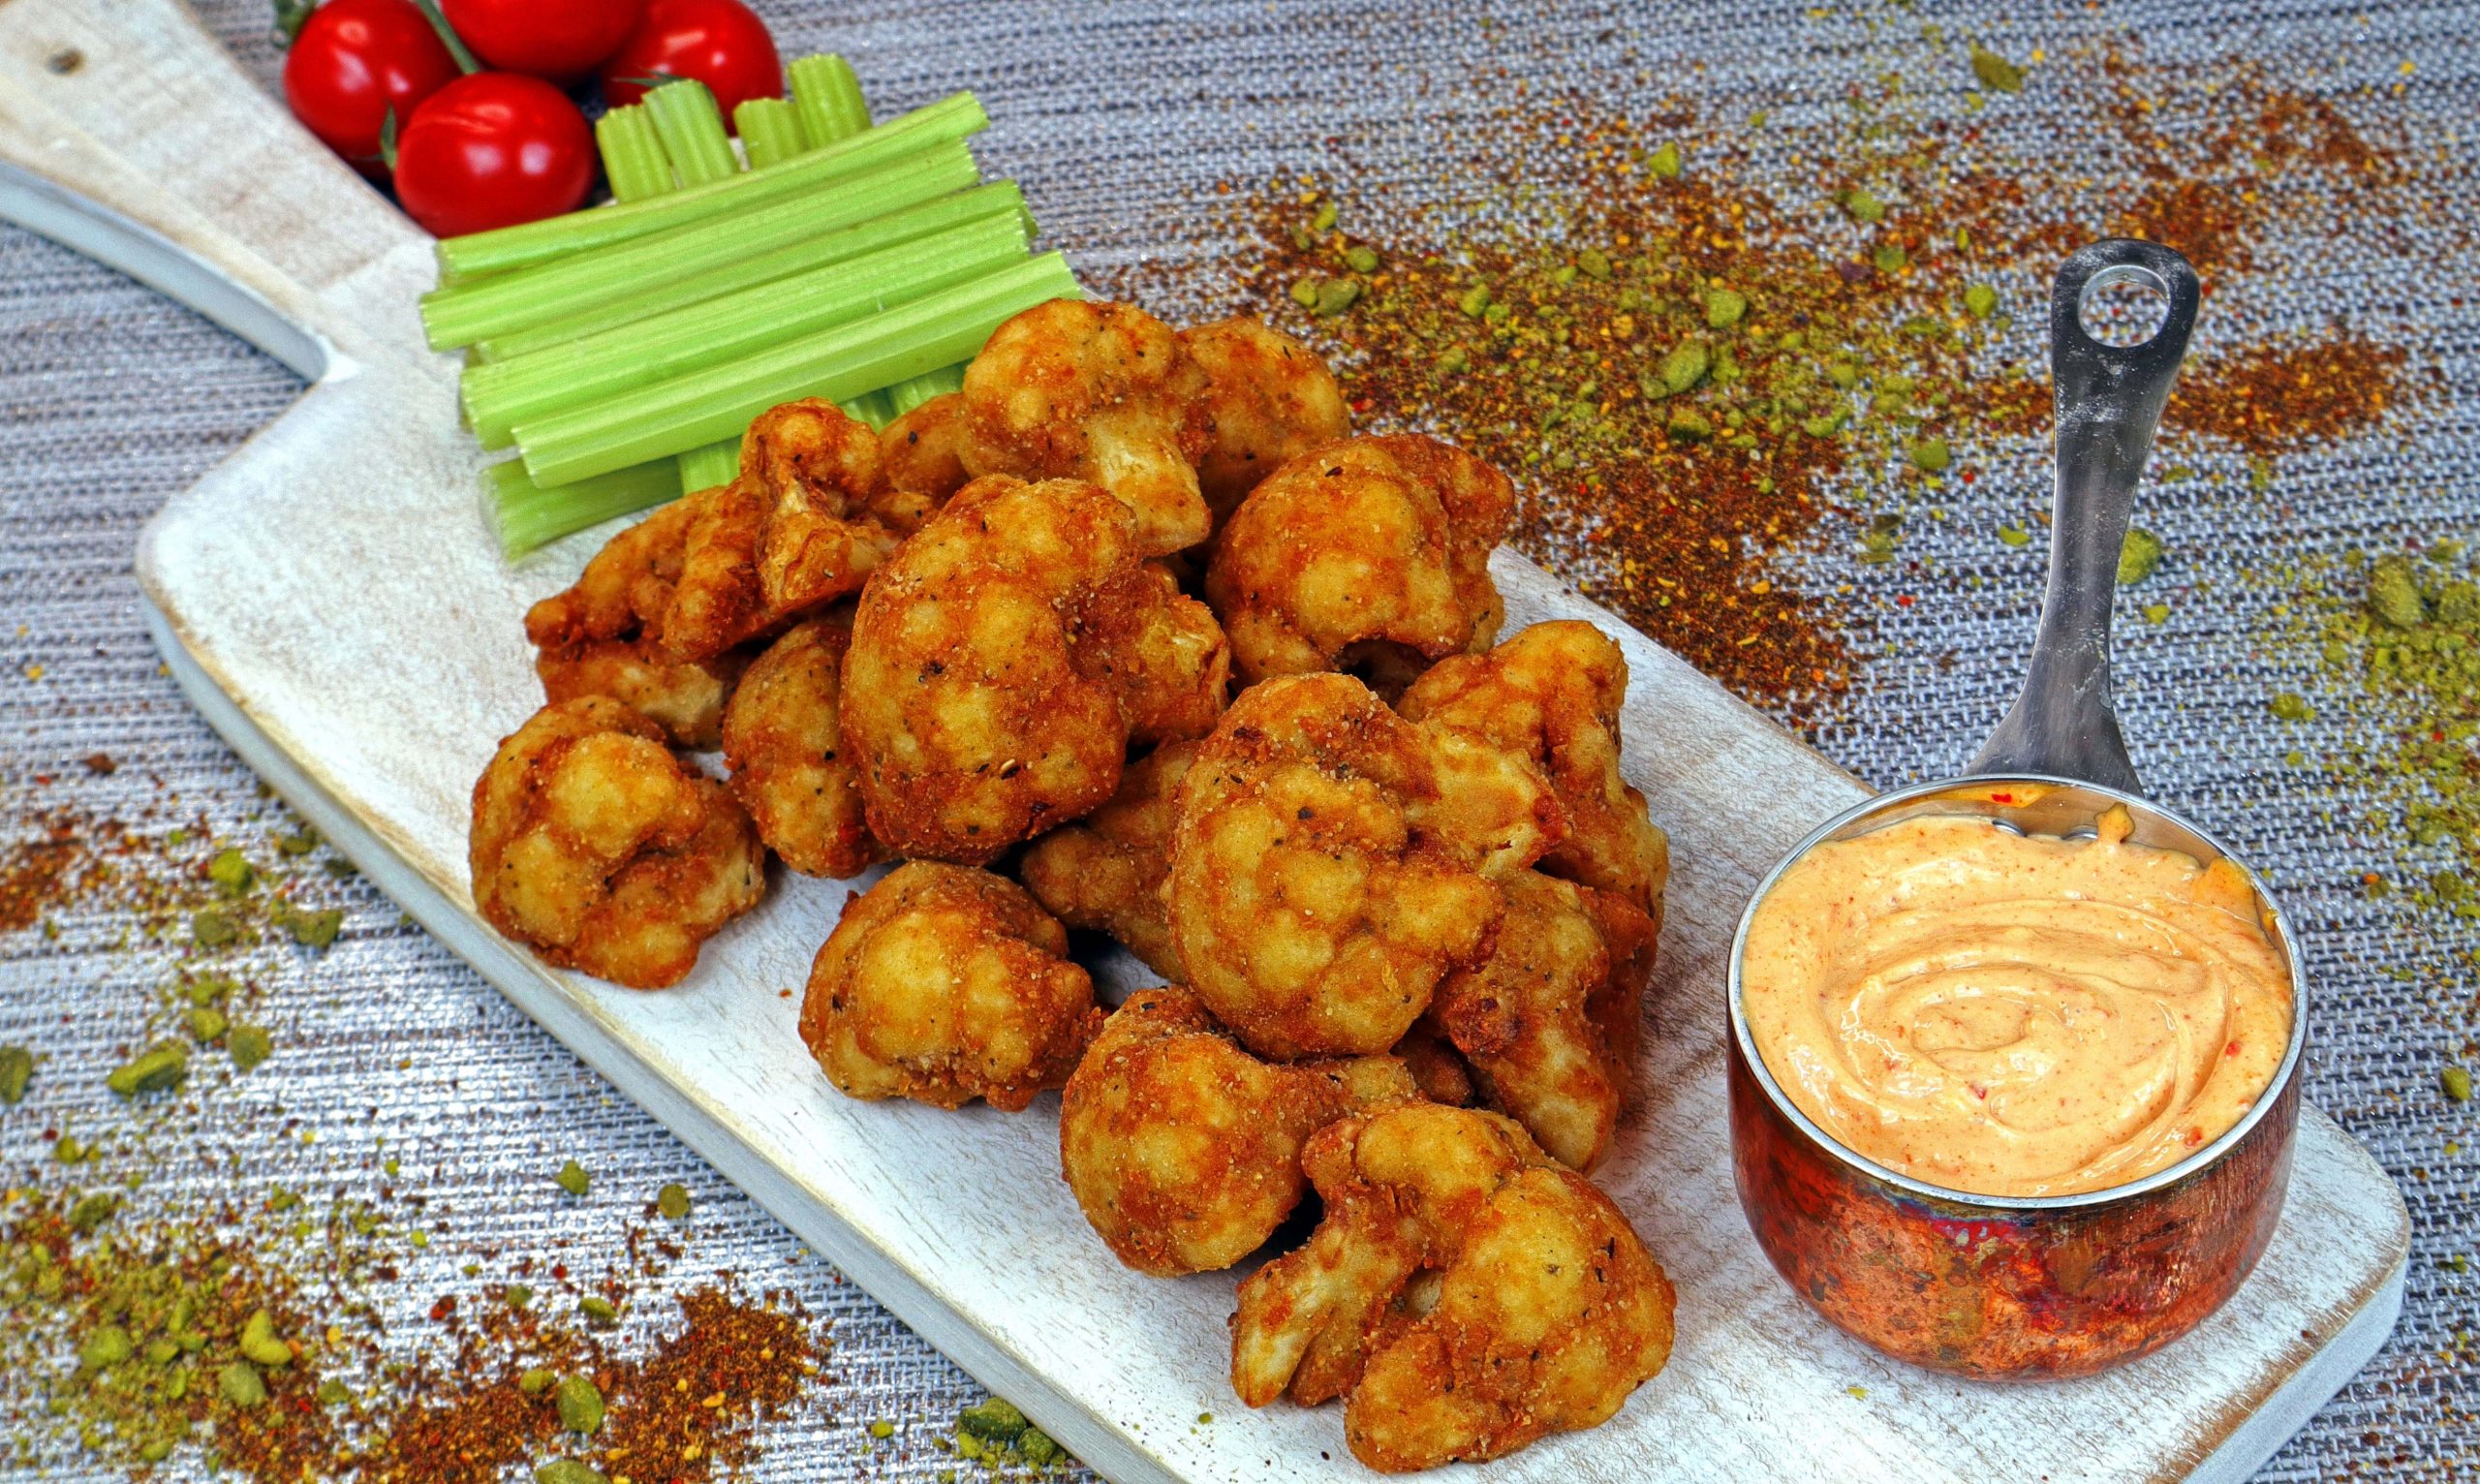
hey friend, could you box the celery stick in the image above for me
[646,79,739,187]
[470,182,1026,364]
[517,253,1080,486]
[434,91,988,280]
[842,390,897,430]
[489,457,682,558]
[734,99,808,169]
[887,361,968,415]
[423,143,981,350]
[462,214,1030,447]
[790,55,871,144]
[676,439,742,494]
[596,107,674,202]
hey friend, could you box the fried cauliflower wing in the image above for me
[721,610,882,878]
[880,391,974,522]
[1180,316,1349,524]
[1072,563,1231,745]
[959,299,1212,556]
[1018,738,1196,978]
[1165,672,1565,1060]
[1426,871,1655,1172]
[1229,1102,1675,1472]
[1398,621,1670,921]
[798,862,1101,1110]
[661,399,909,662]
[535,637,745,750]
[841,476,1226,864]
[524,497,746,746]
[1205,434,1512,694]
[470,696,765,989]
[1059,987,1416,1276]
[523,491,702,653]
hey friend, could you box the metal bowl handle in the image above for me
[1968,239,2200,794]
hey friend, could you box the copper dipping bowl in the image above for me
[1724,776,2309,1380]
[1721,239,2307,1379]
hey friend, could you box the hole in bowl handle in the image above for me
[1968,239,2200,793]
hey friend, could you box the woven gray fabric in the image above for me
[3,0,2473,1478]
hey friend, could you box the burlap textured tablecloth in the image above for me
[2,0,2472,1477]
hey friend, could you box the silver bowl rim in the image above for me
[1725,772,2311,1213]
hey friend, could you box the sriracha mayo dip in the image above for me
[1740,804,2293,1198]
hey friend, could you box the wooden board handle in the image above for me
[0,0,430,369]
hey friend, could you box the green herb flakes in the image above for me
[578,1296,619,1326]
[1704,288,1748,328]
[1842,188,1885,223]
[657,1183,692,1221]
[1907,437,1950,472]
[79,1324,135,1370]
[187,1005,229,1042]
[2369,556,2428,627]
[1997,524,2030,548]
[218,1360,268,1410]
[1658,341,1710,395]
[1344,245,1380,274]
[275,902,344,949]
[0,1044,32,1103]
[238,1307,294,1366]
[2117,528,2164,585]
[507,1283,535,1309]
[1965,284,1998,318]
[228,1025,273,1072]
[1647,141,1681,178]
[2447,1067,2474,1103]
[535,1464,608,1484]
[208,848,255,897]
[190,910,239,947]
[68,1192,119,1232]
[519,1367,558,1395]
[2269,692,2315,723]
[556,1373,605,1434]
[1969,46,2026,93]
[106,1043,188,1099]
[555,1159,591,1197]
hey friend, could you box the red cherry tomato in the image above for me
[599,0,784,125]
[439,0,643,83]
[281,0,462,177]
[392,74,594,239]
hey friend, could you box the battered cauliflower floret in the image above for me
[959,299,1212,557]
[880,391,973,520]
[1205,434,1512,695]
[1072,563,1231,746]
[536,637,745,750]
[1229,1103,1676,1472]
[841,476,1227,865]
[798,862,1101,1110]
[469,696,765,989]
[524,497,744,747]
[522,491,701,655]
[1180,316,1349,524]
[1018,739,1197,979]
[1059,987,1416,1276]
[1165,672,1566,1060]
[1398,621,1670,922]
[1425,871,1655,1172]
[721,610,882,878]
[661,399,910,662]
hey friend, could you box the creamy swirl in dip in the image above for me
[1740,807,2293,1198]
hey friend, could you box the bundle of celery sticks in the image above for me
[418,56,1079,557]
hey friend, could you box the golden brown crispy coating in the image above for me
[1059,987,1416,1276]
[797,862,1100,1110]
[1180,316,1349,524]
[1389,1022,1478,1107]
[1205,434,1512,694]
[841,476,1226,865]
[959,299,1212,557]
[1426,872,1655,1172]
[879,391,973,521]
[1018,739,1196,978]
[661,400,908,662]
[1229,1103,1675,1472]
[535,637,744,749]
[721,610,882,878]
[1398,621,1670,922]
[1071,563,1231,746]
[1165,672,1566,1060]
[470,696,765,989]
[523,491,703,655]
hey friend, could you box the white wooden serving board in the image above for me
[0,4,2410,1480]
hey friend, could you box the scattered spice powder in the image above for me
[2163,336,2409,457]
